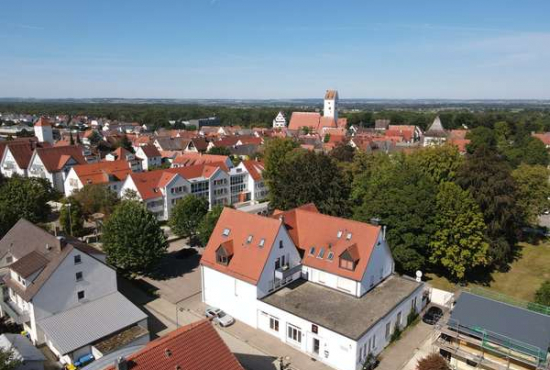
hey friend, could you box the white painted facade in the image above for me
[324,92,338,121]
[135,147,161,171]
[63,167,126,197]
[27,153,78,193]
[35,124,53,144]
[0,146,27,178]
[273,112,287,128]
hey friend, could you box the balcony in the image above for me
[0,288,30,324]
[275,264,302,281]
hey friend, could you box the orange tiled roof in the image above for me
[138,144,161,158]
[35,145,87,172]
[72,160,132,186]
[103,319,244,370]
[201,208,283,284]
[532,133,550,146]
[241,160,264,181]
[275,205,381,281]
[172,153,228,167]
[288,112,322,131]
[34,116,51,127]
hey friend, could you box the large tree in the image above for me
[409,144,463,184]
[456,148,521,267]
[72,184,119,217]
[268,149,350,216]
[263,138,299,184]
[169,195,209,238]
[102,200,167,275]
[353,157,437,273]
[197,205,224,246]
[512,164,550,224]
[0,176,54,237]
[429,182,489,280]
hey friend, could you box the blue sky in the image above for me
[1,0,549,99]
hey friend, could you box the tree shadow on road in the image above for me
[148,247,202,281]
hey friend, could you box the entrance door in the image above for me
[312,338,320,355]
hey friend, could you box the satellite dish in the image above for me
[415,270,423,282]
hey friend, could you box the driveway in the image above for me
[138,239,203,304]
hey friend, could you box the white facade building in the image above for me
[323,90,339,121]
[201,205,426,370]
[34,117,54,144]
[272,112,287,129]
[0,220,149,366]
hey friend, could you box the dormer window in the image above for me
[339,258,354,271]
[216,241,233,266]
[222,228,231,237]
[339,245,359,271]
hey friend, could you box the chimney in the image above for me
[114,357,128,370]
[55,236,66,252]
[382,225,387,240]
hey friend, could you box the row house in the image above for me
[0,220,149,366]
[119,160,268,220]
[0,140,45,178]
[171,153,234,169]
[201,204,426,370]
[134,144,162,171]
[64,160,133,197]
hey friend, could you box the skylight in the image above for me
[346,232,352,240]
[259,238,265,248]
[337,231,343,239]
[246,235,253,244]
[309,247,316,255]
[222,228,231,237]
[327,252,334,261]
[318,247,325,259]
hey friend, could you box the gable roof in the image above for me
[201,208,283,284]
[241,160,265,181]
[9,250,49,278]
[288,112,322,131]
[154,137,191,151]
[103,319,244,370]
[172,153,229,167]
[34,145,87,172]
[324,90,338,100]
[3,142,35,169]
[0,219,106,301]
[34,116,52,127]
[72,160,132,186]
[138,144,161,158]
[275,205,381,281]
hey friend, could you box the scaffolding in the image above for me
[436,317,550,370]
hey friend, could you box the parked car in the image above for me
[205,306,235,327]
[422,306,443,325]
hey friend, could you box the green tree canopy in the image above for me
[59,198,85,237]
[456,147,521,267]
[353,157,437,273]
[72,184,119,217]
[409,144,463,184]
[466,126,497,153]
[169,195,209,238]
[429,182,489,280]
[102,200,167,275]
[0,176,54,237]
[263,138,299,184]
[512,164,550,224]
[197,205,225,246]
[268,150,350,216]
[208,146,231,156]
[416,353,450,370]
[534,281,550,306]
[330,143,356,163]
[0,346,22,370]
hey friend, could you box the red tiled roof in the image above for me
[103,319,244,370]
[324,90,338,100]
[241,160,265,181]
[72,160,132,186]
[138,144,161,158]
[449,129,469,140]
[201,208,283,284]
[275,205,381,281]
[288,112,322,131]
[3,142,34,169]
[127,171,171,200]
[532,133,550,146]
[34,117,51,127]
[172,153,228,167]
[35,146,87,172]
[448,138,471,154]
[111,147,132,159]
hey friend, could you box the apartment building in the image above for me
[64,160,133,197]
[201,204,426,370]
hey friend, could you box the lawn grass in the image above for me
[426,242,550,302]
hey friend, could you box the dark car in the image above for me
[422,306,443,325]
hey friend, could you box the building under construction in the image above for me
[435,288,550,370]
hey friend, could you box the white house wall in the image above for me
[360,234,394,297]
[201,266,259,328]
[302,266,361,297]
[0,148,26,177]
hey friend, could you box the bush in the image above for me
[416,353,450,370]
[534,280,550,306]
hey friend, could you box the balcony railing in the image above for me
[275,264,302,281]
[0,289,30,324]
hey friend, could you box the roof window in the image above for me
[259,238,265,248]
[337,231,343,239]
[327,252,334,261]
[318,247,325,259]
[222,228,231,237]
[346,232,352,240]
[246,235,253,244]
[309,247,316,255]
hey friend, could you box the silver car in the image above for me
[205,306,235,327]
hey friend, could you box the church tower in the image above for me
[323,90,338,121]
[34,117,54,144]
